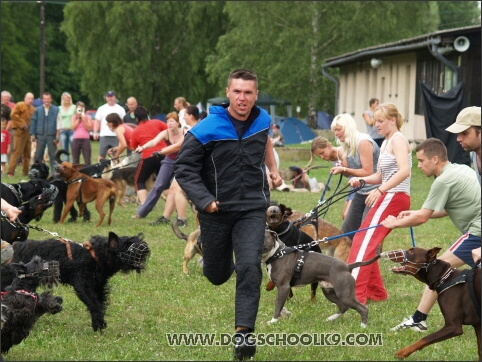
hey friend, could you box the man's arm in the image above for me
[381,208,434,229]
[264,137,282,188]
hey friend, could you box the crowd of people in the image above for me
[1,81,480,360]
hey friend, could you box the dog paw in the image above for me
[360,322,367,328]
[267,318,279,325]
[326,313,342,321]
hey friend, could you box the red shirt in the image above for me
[1,129,11,154]
[131,119,167,158]
[121,124,134,150]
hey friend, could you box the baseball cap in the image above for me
[1,240,14,265]
[445,106,481,133]
[105,91,116,97]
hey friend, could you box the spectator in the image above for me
[1,119,11,174]
[93,91,126,161]
[330,114,380,235]
[270,124,284,147]
[445,106,481,184]
[58,92,76,161]
[363,98,383,147]
[151,105,201,226]
[173,97,190,129]
[71,101,93,165]
[30,92,60,174]
[348,103,411,304]
[123,96,138,125]
[133,112,183,220]
[7,92,34,177]
[130,106,167,205]
[105,113,134,162]
[174,68,282,361]
[1,91,16,110]
[384,138,480,332]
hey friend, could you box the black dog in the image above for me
[29,155,91,223]
[1,256,63,355]
[1,180,58,242]
[11,232,150,332]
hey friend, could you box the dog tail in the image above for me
[171,219,188,241]
[348,254,380,272]
[55,149,70,164]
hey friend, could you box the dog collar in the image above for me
[1,290,38,305]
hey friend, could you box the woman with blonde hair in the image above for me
[348,103,412,304]
[58,92,76,161]
[329,113,380,231]
[133,112,184,219]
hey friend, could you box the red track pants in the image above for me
[348,192,410,304]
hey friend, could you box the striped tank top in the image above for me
[377,132,411,195]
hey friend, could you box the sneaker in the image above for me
[176,218,187,227]
[233,329,256,361]
[149,216,170,226]
[391,316,428,332]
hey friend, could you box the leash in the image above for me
[410,227,416,247]
[318,171,333,203]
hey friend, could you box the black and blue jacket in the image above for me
[174,104,272,213]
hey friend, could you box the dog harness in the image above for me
[1,290,38,306]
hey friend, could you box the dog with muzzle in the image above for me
[262,229,379,326]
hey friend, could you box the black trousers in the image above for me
[198,208,265,331]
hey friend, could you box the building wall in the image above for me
[337,53,423,141]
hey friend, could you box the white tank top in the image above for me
[378,132,411,195]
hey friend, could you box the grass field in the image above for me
[2,142,478,361]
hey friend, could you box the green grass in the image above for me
[3,143,478,361]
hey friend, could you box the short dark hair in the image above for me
[134,106,149,122]
[415,138,448,162]
[105,113,123,127]
[227,68,258,88]
[369,98,379,106]
[185,105,199,120]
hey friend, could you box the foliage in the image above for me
[61,1,226,112]
[205,1,441,125]
[3,143,477,360]
[437,1,481,30]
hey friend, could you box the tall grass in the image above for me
[3,143,478,361]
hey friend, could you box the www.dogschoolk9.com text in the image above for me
[166,332,383,347]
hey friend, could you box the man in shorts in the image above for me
[382,138,481,332]
[93,91,126,161]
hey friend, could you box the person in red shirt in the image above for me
[105,113,134,163]
[1,119,11,174]
[130,106,167,205]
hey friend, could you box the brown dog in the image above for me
[382,247,481,359]
[102,163,155,206]
[171,214,201,275]
[56,162,117,227]
[287,208,352,262]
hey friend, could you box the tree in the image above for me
[437,1,481,30]
[61,1,226,112]
[205,1,440,125]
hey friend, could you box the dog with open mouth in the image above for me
[382,247,481,360]
[262,229,379,326]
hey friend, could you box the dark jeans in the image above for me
[341,192,371,240]
[59,129,74,161]
[34,134,57,174]
[198,208,265,331]
[72,138,92,165]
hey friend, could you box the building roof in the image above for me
[323,25,480,67]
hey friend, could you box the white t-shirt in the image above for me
[178,109,187,129]
[95,103,126,137]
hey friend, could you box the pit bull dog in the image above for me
[262,230,379,326]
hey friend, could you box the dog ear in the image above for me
[108,232,119,248]
[72,164,85,171]
[425,247,442,263]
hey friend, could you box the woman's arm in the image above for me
[332,139,374,177]
[135,129,167,153]
[158,132,185,156]
[113,126,128,159]
[378,134,411,193]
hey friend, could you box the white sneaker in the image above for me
[391,316,428,332]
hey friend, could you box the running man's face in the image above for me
[226,78,258,121]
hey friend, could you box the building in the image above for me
[322,25,481,142]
